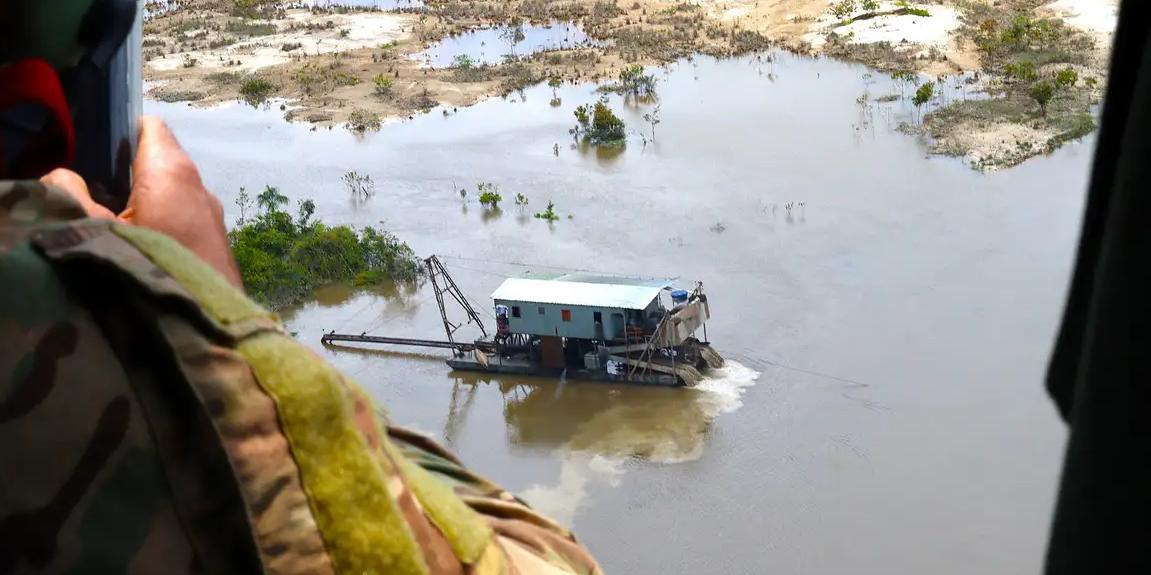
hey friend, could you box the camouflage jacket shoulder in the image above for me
[0,180,603,575]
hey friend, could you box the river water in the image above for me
[148,51,1091,574]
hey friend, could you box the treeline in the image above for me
[229,185,422,309]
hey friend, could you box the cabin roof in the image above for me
[550,272,675,288]
[491,278,664,310]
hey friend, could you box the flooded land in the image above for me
[149,43,1096,572]
[144,0,1116,170]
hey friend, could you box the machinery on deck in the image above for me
[321,256,723,386]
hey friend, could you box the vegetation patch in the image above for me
[230,185,422,310]
[598,64,656,96]
[239,77,275,106]
[571,97,626,146]
[225,19,277,37]
[156,89,204,102]
[449,54,491,82]
[347,108,382,132]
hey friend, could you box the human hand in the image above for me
[41,116,242,288]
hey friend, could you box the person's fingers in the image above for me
[40,168,117,220]
[137,116,183,156]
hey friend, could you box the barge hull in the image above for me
[446,357,685,387]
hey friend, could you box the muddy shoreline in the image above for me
[143,0,1115,170]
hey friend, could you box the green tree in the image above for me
[297,198,316,229]
[229,189,423,309]
[1029,80,1056,116]
[861,0,879,11]
[572,97,626,146]
[514,192,529,211]
[912,81,935,107]
[256,184,288,214]
[548,76,563,99]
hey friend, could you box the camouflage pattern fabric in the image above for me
[0,180,604,575]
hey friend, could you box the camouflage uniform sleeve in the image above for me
[388,426,604,575]
[0,180,259,574]
[0,179,604,575]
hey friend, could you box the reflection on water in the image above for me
[448,363,759,523]
[413,22,595,68]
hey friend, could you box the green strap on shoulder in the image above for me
[114,224,496,572]
[112,225,271,327]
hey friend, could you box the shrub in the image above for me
[239,77,275,106]
[347,109,382,132]
[831,0,856,19]
[534,201,560,222]
[373,73,394,97]
[1004,60,1038,82]
[450,54,486,82]
[477,182,502,208]
[225,20,276,36]
[1028,80,1056,115]
[1054,67,1078,88]
[238,77,273,106]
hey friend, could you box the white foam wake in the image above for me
[693,360,761,415]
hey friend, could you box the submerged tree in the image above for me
[500,21,526,57]
[343,171,376,202]
[571,96,626,146]
[534,201,559,222]
[548,76,563,106]
[642,104,662,142]
[477,182,502,209]
[603,65,656,97]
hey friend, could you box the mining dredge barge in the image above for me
[321,256,723,386]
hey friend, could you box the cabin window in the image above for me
[512,306,521,318]
[593,311,602,324]
[561,309,572,322]
[538,306,545,315]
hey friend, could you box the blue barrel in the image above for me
[671,289,689,304]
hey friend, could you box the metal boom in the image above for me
[425,255,487,354]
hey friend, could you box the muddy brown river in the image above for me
[149,51,1093,573]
